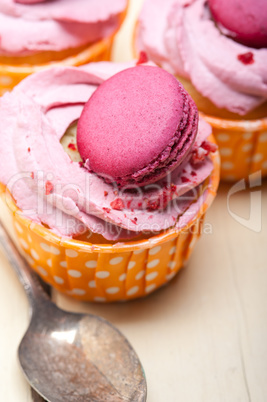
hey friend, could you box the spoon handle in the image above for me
[31,388,47,402]
[0,221,50,309]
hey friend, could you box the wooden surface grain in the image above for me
[0,1,266,401]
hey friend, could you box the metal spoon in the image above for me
[0,222,147,402]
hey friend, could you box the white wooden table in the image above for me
[0,1,266,401]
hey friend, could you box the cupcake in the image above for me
[136,0,267,181]
[0,61,219,302]
[0,0,128,94]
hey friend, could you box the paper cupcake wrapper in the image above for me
[1,138,219,302]
[0,36,114,96]
[200,113,267,182]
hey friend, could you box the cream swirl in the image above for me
[136,0,267,115]
[0,62,216,240]
[0,0,127,56]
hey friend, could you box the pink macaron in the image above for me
[208,0,267,48]
[77,65,198,188]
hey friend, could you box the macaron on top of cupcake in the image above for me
[208,0,267,48]
[77,66,198,188]
[0,61,217,240]
[0,0,128,57]
[136,0,267,116]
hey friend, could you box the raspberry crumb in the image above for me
[110,198,125,210]
[131,219,137,225]
[191,171,197,177]
[28,147,31,152]
[171,184,176,193]
[68,143,77,151]
[237,52,254,65]
[103,207,111,213]
[146,199,160,211]
[181,176,190,183]
[45,181,53,195]
[201,141,217,153]
[104,191,108,197]
[137,51,148,65]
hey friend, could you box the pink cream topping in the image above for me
[0,62,216,240]
[136,0,267,115]
[0,0,127,56]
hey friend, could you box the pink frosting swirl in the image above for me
[136,0,267,115]
[0,62,215,240]
[0,0,127,56]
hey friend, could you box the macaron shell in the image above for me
[77,66,198,186]
[208,0,267,48]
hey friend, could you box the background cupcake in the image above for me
[0,61,219,302]
[0,0,128,94]
[136,0,267,181]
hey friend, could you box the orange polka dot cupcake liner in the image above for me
[201,113,267,181]
[1,141,219,303]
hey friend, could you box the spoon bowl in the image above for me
[0,222,147,402]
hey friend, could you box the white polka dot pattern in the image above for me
[220,148,232,156]
[19,238,29,250]
[40,242,60,255]
[135,270,145,280]
[148,246,161,255]
[85,260,97,268]
[119,273,127,282]
[146,272,158,281]
[127,286,139,296]
[210,121,267,181]
[221,161,234,170]
[96,271,110,279]
[54,276,64,284]
[65,249,79,258]
[94,297,107,302]
[106,287,120,294]
[252,153,263,163]
[37,266,48,276]
[259,132,267,142]
[12,208,204,301]
[30,249,40,260]
[145,284,156,293]
[128,261,136,270]
[109,256,123,265]
[147,259,160,269]
[68,270,82,278]
[169,246,176,255]
[168,261,176,270]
